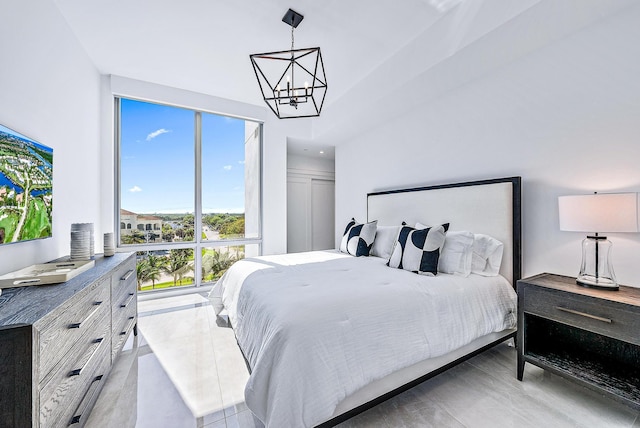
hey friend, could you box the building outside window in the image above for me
[116,98,262,291]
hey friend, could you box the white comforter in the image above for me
[209,250,517,427]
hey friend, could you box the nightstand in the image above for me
[517,273,640,409]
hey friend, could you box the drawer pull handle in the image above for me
[555,306,612,323]
[68,301,103,329]
[120,317,136,335]
[120,292,135,308]
[69,374,104,425]
[121,269,134,281]
[69,338,104,377]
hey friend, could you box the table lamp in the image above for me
[558,192,638,290]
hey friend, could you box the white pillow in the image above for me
[439,231,474,276]
[416,223,473,277]
[471,234,503,276]
[370,225,401,260]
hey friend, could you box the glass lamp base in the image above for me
[577,236,618,291]
[576,275,619,290]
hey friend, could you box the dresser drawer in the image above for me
[112,291,136,335]
[39,314,111,428]
[112,288,136,359]
[67,352,111,427]
[523,285,640,346]
[112,309,136,360]
[111,258,136,300]
[37,276,111,379]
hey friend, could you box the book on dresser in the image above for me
[0,252,137,428]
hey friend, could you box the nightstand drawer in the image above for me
[523,285,639,346]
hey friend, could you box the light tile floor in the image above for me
[87,293,640,428]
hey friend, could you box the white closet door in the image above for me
[287,177,309,253]
[311,179,335,250]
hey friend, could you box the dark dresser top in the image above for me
[0,253,133,328]
[518,272,640,308]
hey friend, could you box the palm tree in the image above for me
[145,253,168,289]
[174,263,194,286]
[122,230,146,245]
[202,249,236,282]
[136,258,150,291]
[163,249,193,286]
[136,253,168,290]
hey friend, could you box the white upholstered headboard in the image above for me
[367,177,521,287]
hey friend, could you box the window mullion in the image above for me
[194,111,203,287]
[114,98,122,247]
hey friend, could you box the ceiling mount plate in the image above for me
[282,8,304,28]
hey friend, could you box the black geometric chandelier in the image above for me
[250,9,327,119]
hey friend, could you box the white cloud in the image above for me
[238,160,245,164]
[129,186,142,193]
[223,165,233,171]
[146,128,170,141]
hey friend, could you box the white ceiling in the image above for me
[54,0,637,159]
[54,0,448,108]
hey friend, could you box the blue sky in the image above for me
[0,124,53,155]
[120,99,248,214]
[0,124,31,141]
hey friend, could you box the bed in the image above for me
[209,177,521,427]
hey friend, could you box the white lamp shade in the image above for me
[559,193,639,233]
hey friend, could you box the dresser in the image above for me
[0,253,137,427]
[517,273,640,409]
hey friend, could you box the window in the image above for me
[116,98,262,291]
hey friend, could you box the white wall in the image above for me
[328,3,640,285]
[106,76,312,256]
[287,154,335,174]
[0,0,101,274]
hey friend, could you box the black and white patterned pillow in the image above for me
[339,218,377,257]
[387,223,449,275]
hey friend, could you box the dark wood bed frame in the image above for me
[316,176,522,427]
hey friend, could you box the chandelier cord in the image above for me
[291,24,295,53]
[290,22,295,101]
